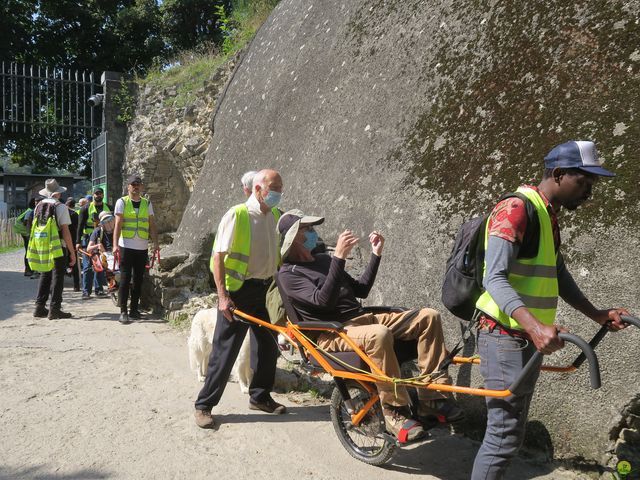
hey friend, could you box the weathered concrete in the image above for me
[160,0,639,465]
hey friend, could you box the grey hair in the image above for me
[241,170,258,190]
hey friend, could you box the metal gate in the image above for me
[91,132,108,198]
[0,62,101,135]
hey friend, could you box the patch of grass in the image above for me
[167,311,190,330]
[139,0,279,109]
[0,245,21,254]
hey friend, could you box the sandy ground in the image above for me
[0,249,593,480]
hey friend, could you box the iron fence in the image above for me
[1,62,102,135]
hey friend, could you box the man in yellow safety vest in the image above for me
[470,141,630,479]
[113,174,159,324]
[76,186,112,299]
[194,169,285,429]
[29,179,76,319]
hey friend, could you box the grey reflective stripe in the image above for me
[136,227,149,233]
[226,269,245,282]
[510,263,557,278]
[520,294,558,310]
[227,252,250,263]
[122,226,138,231]
[27,257,55,264]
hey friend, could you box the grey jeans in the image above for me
[470,329,543,480]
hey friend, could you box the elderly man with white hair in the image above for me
[240,170,258,198]
[29,179,76,319]
[194,169,286,429]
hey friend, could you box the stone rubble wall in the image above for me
[123,56,239,234]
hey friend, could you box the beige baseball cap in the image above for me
[277,209,324,258]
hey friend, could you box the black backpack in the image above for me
[441,192,540,321]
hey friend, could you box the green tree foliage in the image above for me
[160,0,233,55]
[0,0,242,174]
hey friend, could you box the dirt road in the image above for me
[0,250,590,479]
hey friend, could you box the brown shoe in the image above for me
[383,406,425,443]
[194,409,215,429]
[249,397,286,414]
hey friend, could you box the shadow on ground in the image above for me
[0,464,112,479]
[0,270,37,321]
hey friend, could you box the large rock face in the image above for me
[166,0,640,462]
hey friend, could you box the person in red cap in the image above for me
[471,141,631,479]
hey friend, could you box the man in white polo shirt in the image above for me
[112,174,159,324]
[194,169,285,429]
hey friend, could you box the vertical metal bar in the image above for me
[54,68,58,133]
[12,62,16,133]
[82,71,86,132]
[61,68,65,135]
[1,61,4,130]
[37,66,41,132]
[90,71,95,133]
[22,63,26,133]
[30,65,34,133]
[9,62,13,132]
[46,66,50,133]
[68,69,71,132]
[75,70,79,132]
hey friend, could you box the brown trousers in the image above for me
[317,308,452,407]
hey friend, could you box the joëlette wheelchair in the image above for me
[230,273,640,466]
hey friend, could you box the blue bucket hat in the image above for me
[544,140,615,177]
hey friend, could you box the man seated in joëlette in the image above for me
[276,210,464,442]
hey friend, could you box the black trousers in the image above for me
[118,247,148,313]
[36,256,66,309]
[22,235,32,273]
[195,280,279,410]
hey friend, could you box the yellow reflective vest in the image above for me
[120,196,149,239]
[210,204,281,292]
[475,186,559,329]
[27,205,64,272]
[83,202,111,235]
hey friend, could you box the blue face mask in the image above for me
[303,230,318,251]
[263,190,282,208]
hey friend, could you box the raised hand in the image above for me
[334,230,359,260]
[369,231,385,256]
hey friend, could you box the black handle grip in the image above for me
[574,325,609,369]
[574,315,640,368]
[621,315,640,329]
[510,332,600,395]
[560,332,601,389]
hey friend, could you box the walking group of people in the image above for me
[24,174,159,324]
[192,140,630,480]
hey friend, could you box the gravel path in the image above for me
[0,249,591,479]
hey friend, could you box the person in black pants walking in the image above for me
[32,179,77,320]
[112,174,159,324]
[194,169,285,429]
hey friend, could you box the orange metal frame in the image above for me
[232,309,577,426]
